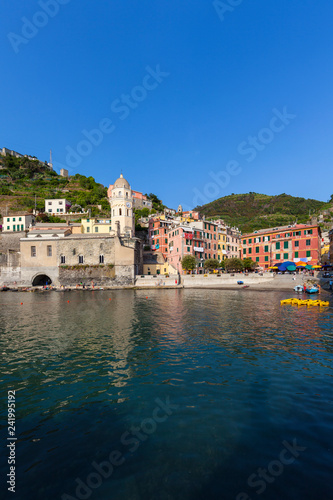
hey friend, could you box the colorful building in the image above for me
[148,216,173,258]
[81,218,112,234]
[242,224,321,269]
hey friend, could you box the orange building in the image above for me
[242,223,321,269]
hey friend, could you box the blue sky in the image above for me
[1,0,333,209]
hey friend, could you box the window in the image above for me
[276,253,280,260]
[306,239,311,246]
[48,202,52,205]
[306,251,311,257]
[165,239,167,244]
[256,257,259,262]
[284,253,288,259]
[59,201,63,205]
[19,217,22,221]
[47,245,52,257]
[256,247,259,253]
[264,256,268,262]
[248,248,252,254]
[243,240,246,245]
[60,255,65,264]
[99,255,104,264]
[187,247,190,252]
[79,255,84,264]
[264,236,270,242]
[21,224,24,230]
[7,226,10,230]
[31,246,36,257]
[13,225,16,231]
[295,252,299,258]
[264,245,269,252]
[243,249,246,255]
[284,241,288,249]
[276,242,280,250]
[295,241,299,247]
[249,239,252,243]
[87,227,90,232]
[119,209,122,216]
[7,218,10,222]
[95,227,99,232]
[13,218,16,222]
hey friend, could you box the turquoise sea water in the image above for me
[0,289,332,500]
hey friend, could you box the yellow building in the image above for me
[143,252,171,275]
[217,227,227,262]
[81,218,113,234]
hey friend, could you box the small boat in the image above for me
[237,281,244,285]
[294,285,303,293]
[0,286,10,292]
[305,287,319,294]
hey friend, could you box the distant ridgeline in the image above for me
[195,192,332,233]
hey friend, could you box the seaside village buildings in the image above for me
[0,171,327,286]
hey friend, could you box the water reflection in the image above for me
[0,289,332,500]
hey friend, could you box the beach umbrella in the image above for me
[283,261,295,267]
[296,262,307,267]
[287,265,297,271]
[312,265,322,269]
[268,266,278,269]
[305,265,313,270]
[279,265,287,272]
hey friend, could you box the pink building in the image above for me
[167,221,219,273]
[107,185,152,210]
[148,217,173,258]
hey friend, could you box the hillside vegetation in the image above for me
[0,155,111,217]
[195,192,330,233]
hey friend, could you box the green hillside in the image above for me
[0,154,111,218]
[195,192,330,233]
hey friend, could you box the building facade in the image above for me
[2,214,35,232]
[81,218,112,234]
[242,224,321,269]
[45,199,71,215]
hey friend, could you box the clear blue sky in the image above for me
[1,0,333,209]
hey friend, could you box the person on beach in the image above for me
[329,280,333,291]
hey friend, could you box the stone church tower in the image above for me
[110,174,135,237]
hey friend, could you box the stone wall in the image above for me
[0,231,27,252]
[58,265,117,286]
[0,232,25,285]
[182,273,274,288]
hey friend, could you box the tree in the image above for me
[181,255,196,272]
[224,258,244,272]
[242,257,257,271]
[204,258,220,271]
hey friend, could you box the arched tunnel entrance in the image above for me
[32,275,52,287]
